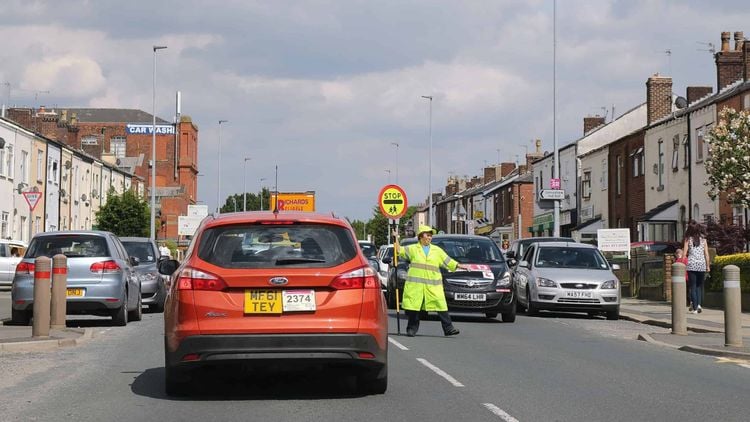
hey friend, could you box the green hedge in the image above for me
[707,253,750,293]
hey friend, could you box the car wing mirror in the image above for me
[505,251,516,259]
[611,263,621,270]
[381,257,392,265]
[518,260,530,269]
[367,258,380,272]
[158,259,179,276]
[507,258,517,267]
[129,256,140,267]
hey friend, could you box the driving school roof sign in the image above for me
[378,184,407,219]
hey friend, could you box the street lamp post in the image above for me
[243,157,251,211]
[259,178,267,210]
[385,169,391,184]
[421,95,433,227]
[391,142,399,184]
[150,45,167,241]
[216,119,228,214]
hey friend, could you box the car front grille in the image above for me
[448,298,502,308]
[557,298,601,304]
[445,278,492,289]
[559,283,598,290]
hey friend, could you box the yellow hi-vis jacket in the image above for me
[398,243,459,311]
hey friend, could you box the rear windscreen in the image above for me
[197,223,358,268]
[27,235,110,258]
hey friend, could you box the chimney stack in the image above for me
[646,74,673,125]
[715,31,745,91]
[686,86,713,104]
[583,116,606,135]
[745,39,750,82]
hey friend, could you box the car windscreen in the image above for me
[122,241,157,263]
[535,247,609,269]
[197,223,358,268]
[432,238,504,264]
[26,235,110,258]
[359,242,377,257]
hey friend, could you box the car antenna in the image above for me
[272,165,279,215]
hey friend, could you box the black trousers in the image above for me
[405,310,455,335]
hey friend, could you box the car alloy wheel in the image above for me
[525,287,538,316]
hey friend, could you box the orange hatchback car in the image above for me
[158,212,388,396]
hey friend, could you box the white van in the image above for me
[0,240,28,288]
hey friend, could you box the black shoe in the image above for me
[444,328,460,336]
[406,330,416,337]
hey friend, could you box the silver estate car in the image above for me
[120,237,167,312]
[11,231,143,326]
[513,242,621,320]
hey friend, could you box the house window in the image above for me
[36,150,44,181]
[20,151,29,183]
[0,148,5,176]
[5,146,13,179]
[630,148,643,177]
[34,217,41,235]
[1,212,8,239]
[682,135,689,169]
[600,158,608,190]
[705,124,713,158]
[744,93,750,110]
[695,127,704,163]
[657,139,664,190]
[616,155,623,195]
[582,171,592,199]
[672,135,680,171]
[110,136,126,159]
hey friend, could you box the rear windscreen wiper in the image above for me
[275,258,326,265]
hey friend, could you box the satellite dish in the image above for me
[675,96,688,109]
[60,189,67,198]
[115,158,121,165]
[64,160,72,169]
[0,137,5,149]
[81,193,88,202]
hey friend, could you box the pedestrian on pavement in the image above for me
[683,220,710,314]
[674,248,690,308]
[397,225,469,337]
[500,239,510,256]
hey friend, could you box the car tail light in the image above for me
[16,262,35,276]
[330,266,379,290]
[90,260,122,274]
[176,267,227,291]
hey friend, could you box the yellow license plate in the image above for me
[67,288,85,297]
[244,289,282,314]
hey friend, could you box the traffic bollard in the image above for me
[671,262,687,336]
[32,256,52,338]
[50,254,68,329]
[723,265,743,347]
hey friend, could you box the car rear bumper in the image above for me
[445,290,514,313]
[12,283,124,312]
[166,333,387,370]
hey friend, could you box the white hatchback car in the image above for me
[0,240,27,288]
[513,242,621,320]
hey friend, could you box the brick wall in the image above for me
[715,31,745,91]
[583,116,606,135]
[608,130,645,240]
[646,75,673,125]
[686,86,713,104]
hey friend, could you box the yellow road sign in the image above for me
[378,184,408,219]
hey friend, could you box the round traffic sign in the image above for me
[378,184,408,219]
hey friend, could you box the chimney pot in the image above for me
[721,31,731,51]
[735,32,744,51]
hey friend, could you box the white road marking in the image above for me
[416,358,464,387]
[482,403,520,422]
[388,337,409,351]
[739,364,750,369]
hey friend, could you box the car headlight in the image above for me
[601,280,618,289]
[536,277,557,288]
[397,269,408,281]
[496,271,511,287]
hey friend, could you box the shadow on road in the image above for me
[131,366,372,401]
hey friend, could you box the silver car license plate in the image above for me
[455,293,486,301]
[565,290,593,298]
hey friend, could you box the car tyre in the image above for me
[11,308,31,326]
[485,312,498,319]
[151,301,165,313]
[501,299,517,323]
[606,308,620,321]
[525,287,538,316]
[128,289,143,321]
[165,365,190,397]
[112,290,128,326]
[357,367,387,395]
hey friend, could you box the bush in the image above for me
[707,253,750,293]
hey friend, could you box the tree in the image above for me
[705,219,747,255]
[95,188,150,237]
[220,188,270,213]
[705,107,750,206]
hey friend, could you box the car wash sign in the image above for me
[126,124,175,135]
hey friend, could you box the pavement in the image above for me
[620,297,750,360]
[1,293,749,358]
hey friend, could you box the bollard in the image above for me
[723,265,743,347]
[50,254,68,329]
[671,262,687,335]
[32,256,52,338]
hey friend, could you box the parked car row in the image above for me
[10,231,169,326]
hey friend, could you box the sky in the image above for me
[1,0,749,221]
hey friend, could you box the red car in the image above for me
[159,211,388,395]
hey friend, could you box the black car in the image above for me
[505,236,576,269]
[384,234,515,322]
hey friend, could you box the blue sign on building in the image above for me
[126,124,175,135]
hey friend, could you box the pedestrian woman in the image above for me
[683,220,710,313]
[500,239,510,256]
[398,225,468,337]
